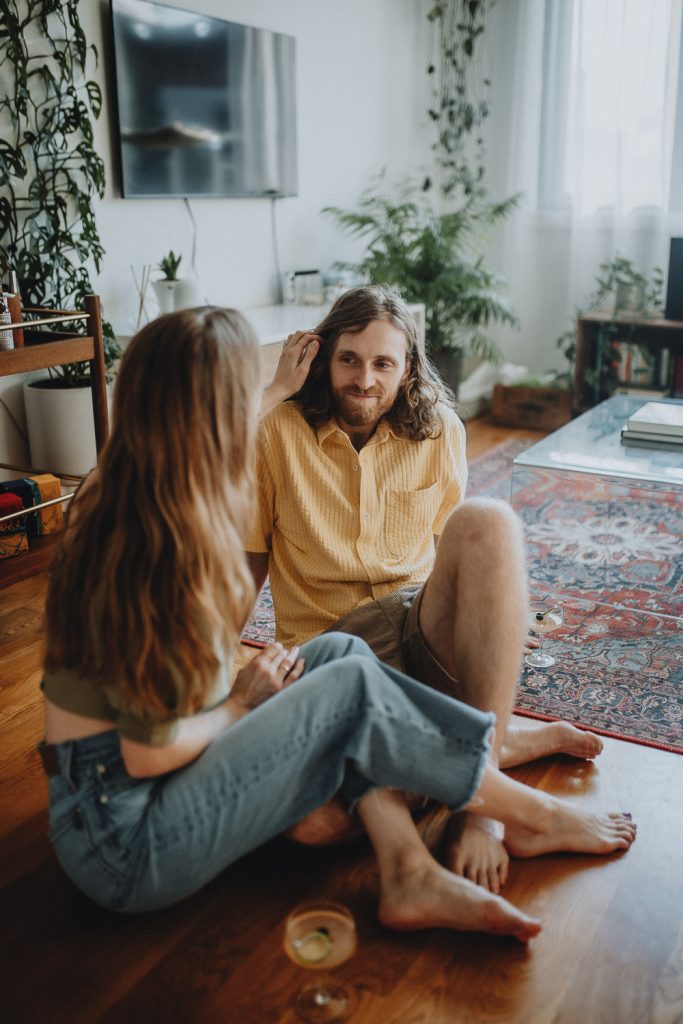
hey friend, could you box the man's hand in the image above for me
[524,633,541,654]
[230,643,304,712]
[260,331,321,417]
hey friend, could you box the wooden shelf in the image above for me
[0,295,108,589]
[0,532,60,587]
[0,336,95,375]
[574,313,683,410]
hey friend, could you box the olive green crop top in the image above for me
[41,658,234,747]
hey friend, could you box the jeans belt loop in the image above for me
[37,741,60,777]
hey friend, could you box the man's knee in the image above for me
[439,497,523,552]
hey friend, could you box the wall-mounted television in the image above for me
[109,0,298,198]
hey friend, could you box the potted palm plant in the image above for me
[325,182,518,394]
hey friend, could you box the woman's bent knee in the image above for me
[305,631,374,663]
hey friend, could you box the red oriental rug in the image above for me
[242,438,683,754]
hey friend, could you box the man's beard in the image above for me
[332,386,399,426]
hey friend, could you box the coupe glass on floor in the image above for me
[525,602,564,668]
[283,900,357,1022]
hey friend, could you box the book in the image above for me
[675,356,683,398]
[613,386,669,399]
[626,401,683,437]
[621,427,683,450]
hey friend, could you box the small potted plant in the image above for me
[153,251,183,314]
[556,254,664,408]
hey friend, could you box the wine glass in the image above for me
[524,601,563,668]
[283,900,357,1022]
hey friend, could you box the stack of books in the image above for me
[621,401,683,450]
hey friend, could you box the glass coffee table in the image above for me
[510,395,683,619]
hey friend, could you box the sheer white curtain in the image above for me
[485,0,683,369]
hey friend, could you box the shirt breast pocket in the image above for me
[382,484,440,560]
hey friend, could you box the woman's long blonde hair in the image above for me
[44,307,261,717]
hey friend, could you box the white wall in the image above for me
[1,0,433,464]
[93,0,432,327]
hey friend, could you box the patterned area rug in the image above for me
[242,437,683,754]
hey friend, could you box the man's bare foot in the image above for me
[444,813,509,893]
[505,797,636,859]
[378,858,541,943]
[501,720,604,769]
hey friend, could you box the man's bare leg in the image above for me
[286,792,431,846]
[356,788,542,943]
[417,497,528,890]
[501,717,604,767]
[356,776,634,941]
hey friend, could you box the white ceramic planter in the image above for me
[152,279,180,314]
[152,278,203,314]
[24,380,113,477]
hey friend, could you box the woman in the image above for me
[40,307,635,941]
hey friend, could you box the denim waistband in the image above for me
[38,729,123,788]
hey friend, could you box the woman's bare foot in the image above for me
[444,813,509,893]
[378,858,541,943]
[505,797,636,859]
[501,720,604,769]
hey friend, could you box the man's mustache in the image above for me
[343,387,383,398]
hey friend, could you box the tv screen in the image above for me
[109,0,298,198]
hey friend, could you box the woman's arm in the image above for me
[120,698,244,777]
[120,642,304,778]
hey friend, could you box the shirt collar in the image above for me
[316,417,397,449]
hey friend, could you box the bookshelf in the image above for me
[574,312,683,411]
[0,295,108,587]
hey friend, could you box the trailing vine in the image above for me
[0,0,120,384]
[425,0,496,203]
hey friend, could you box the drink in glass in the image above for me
[283,901,357,1022]
[524,603,563,668]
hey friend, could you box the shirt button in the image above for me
[96,763,106,775]
[352,465,359,472]
[99,794,109,805]
[364,512,371,520]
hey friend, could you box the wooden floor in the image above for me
[1,416,682,1024]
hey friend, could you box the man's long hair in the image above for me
[43,307,260,718]
[293,285,455,440]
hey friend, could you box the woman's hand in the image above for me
[230,642,304,712]
[260,331,321,417]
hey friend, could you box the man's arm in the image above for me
[259,331,320,418]
[247,551,269,593]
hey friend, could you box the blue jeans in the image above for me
[44,633,493,913]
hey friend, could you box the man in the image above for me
[248,285,602,892]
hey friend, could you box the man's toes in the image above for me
[487,868,501,894]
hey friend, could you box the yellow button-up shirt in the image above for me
[247,402,468,647]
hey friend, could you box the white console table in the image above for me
[243,302,425,346]
[243,301,425,380]
[118,302,426,376]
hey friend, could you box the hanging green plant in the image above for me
[425,0,495,203]
[0,0,121,386]
[325,0,518,372]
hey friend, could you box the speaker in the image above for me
[665,237,683,320]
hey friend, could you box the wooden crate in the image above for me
[491,384,573,431]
